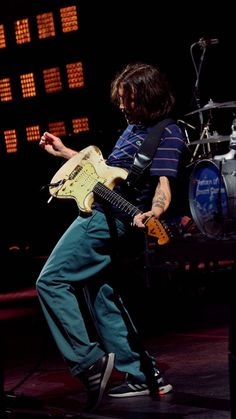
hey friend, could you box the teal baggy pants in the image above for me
[36,210,148,381]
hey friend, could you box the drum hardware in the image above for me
[189,122,212,163]
[190,134,230,145]
[213,118,236,161]
[186,157,204,169]
[177,119,196,145]
[214,149,236,161]
[230,118,236,150]
[185,99,236,116]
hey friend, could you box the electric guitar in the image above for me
[49,145,172,245]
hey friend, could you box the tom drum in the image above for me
[189,159,236,238]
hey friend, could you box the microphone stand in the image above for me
[189,41,212,162]
[190,41,207,132]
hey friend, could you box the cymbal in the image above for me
[190,135,230,145]
[218,100,236,108]
[185,100,236,116]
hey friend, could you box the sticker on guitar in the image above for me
[49,145,171,245]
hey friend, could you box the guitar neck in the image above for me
[94,182,141,218]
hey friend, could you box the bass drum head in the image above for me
[189,159,229,238]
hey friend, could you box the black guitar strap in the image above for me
[126,118,175,187]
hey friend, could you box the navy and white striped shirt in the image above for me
[93,122,186,222]
[107,123,185,177]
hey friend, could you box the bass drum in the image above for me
[189,159,236,238]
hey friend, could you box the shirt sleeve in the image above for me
[150,123,186,178]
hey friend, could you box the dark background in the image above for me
[0,0,235,257]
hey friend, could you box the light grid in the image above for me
[72,117,89,133]
[0,3,88,155]
[0,78,12,102]
[0,24,6,48]
[66,62,84,89]
[48,121,66,137]
[43,67,62,93]
[20,73,36,98]
[60,6,79,33]
[36,12,55,39]
[4,129,17,153]
[14,18,31,44]
[26,125,41,142]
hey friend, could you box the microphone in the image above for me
[197,37,219,48]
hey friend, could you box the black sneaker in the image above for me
[108,381,150,397]
[108,371,172,398]
[80,353,115,411]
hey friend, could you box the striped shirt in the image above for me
[107,123,185,177]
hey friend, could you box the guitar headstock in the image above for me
[145,217,171,245]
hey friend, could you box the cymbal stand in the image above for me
[177,119,195,145]
[190,120,211,164]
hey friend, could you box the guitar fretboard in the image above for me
[94,182,141,218]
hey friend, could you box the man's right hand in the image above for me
[39,132,77,160]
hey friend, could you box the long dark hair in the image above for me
[111,62,175,124]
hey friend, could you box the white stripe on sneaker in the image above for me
[108,381,150,398]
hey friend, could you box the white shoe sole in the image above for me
[159,383,173,395]
[108,388,150,398]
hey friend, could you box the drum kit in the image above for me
[183,99,236,239]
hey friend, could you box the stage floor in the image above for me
[0,282,231,419]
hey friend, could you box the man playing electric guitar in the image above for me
[36,62,186,412]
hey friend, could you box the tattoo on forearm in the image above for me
[152,188,166,210]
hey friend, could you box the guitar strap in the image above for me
[126,118,175,187]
